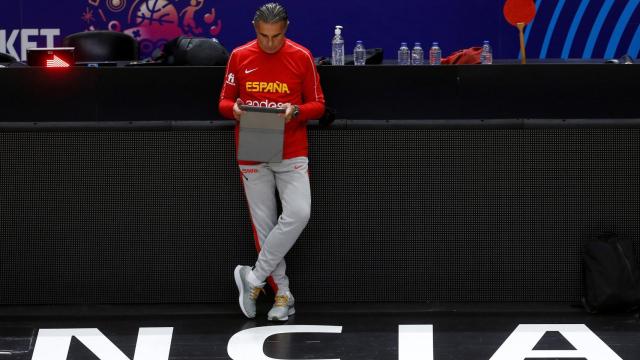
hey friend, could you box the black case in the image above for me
[583,232,640,313]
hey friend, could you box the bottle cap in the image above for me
[356,40,363,45]
[401,42,407,47]
[415,42,421,47]
[335,25,343,35]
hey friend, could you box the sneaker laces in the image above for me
[274,294,289,307]
[249,286,265,300]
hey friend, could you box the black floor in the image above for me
[1,303,639,360]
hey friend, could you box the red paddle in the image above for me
[503,0,536,64]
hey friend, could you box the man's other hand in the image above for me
[281,103,295,123]
[233,99,244,121]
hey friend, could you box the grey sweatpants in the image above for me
[240,156,311,293]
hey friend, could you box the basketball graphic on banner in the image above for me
[82,0,222,58]
[129,0,179,26]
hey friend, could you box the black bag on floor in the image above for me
[582,232,640,313]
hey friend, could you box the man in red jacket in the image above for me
[219,2,325,321]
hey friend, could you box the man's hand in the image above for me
[281,103,295,123]
[232,99,244,121]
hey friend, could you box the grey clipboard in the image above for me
[237,105,285,163]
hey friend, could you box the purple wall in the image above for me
[2,0,640,61]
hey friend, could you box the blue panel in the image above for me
[561,0,590,59]
[0,0,516,60]
[604,0,640,58]
[539,0,566,59]
[0,1,22,59]
[522,0,549,60]
[4,0,640,61]
[0,1,22,29]
[525,0,544,45]
[583,0,614,58]
[627,24,640,58]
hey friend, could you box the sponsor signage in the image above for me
[26,323,624,360]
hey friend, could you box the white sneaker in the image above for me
[234,265,264,318]
[267,291,295,321]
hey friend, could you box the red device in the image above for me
[26,48,75,67]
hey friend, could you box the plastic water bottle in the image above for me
[398,42,410,65]
[480,40,493,65]
[332,25,344,66]
[411,42,424,65]
[354,41,366,66]
[429,42,441,65]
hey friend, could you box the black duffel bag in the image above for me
[582,232,640,313]
[156,36,229,66]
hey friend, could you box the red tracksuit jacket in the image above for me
[218,39,326,164]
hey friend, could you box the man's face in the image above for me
[254,20,287,54]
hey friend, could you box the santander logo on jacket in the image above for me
[219,39,325,164]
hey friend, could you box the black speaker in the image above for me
[62,31,138,62]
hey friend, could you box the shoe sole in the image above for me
[268,306,296,321]
[234,266,253,318]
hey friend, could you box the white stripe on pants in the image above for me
[240,156,311,292]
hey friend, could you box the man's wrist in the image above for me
[292,105,300,118]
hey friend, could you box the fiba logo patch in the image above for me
[226,73,235,85]
[81,0,222,57]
